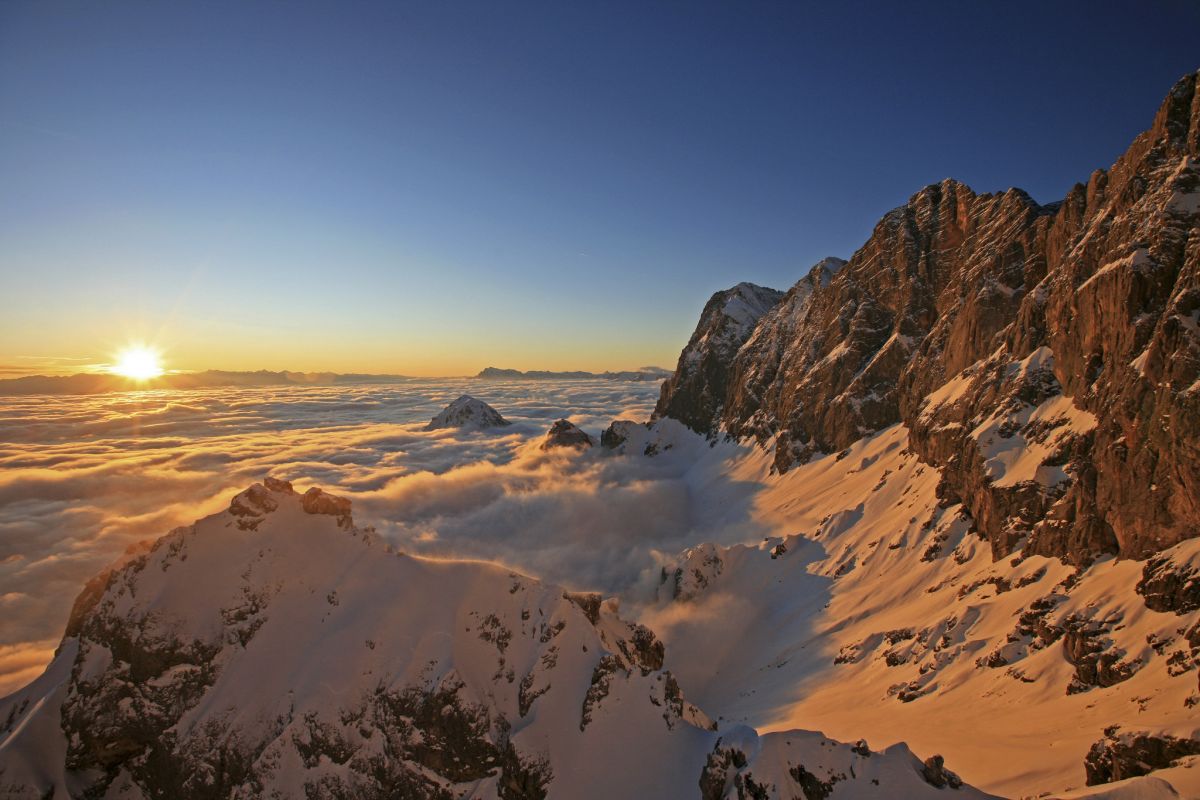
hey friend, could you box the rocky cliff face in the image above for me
[653,282,785,435]
[656,70,1200,564]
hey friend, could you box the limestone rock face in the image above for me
[1084,730,1200,786]
[600,419,641,449]
[1136,540,1200,613]
[540,419,594,450]
[653,282,785,435]
[654,70,1200,563]
[722,257,846,446]
[425,394,511,431]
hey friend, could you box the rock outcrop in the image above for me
[425,394,511,430]
[1136,539,1200,613]
[540,419,594,450]
[920,754,964,789]
[655,70,1200,563]
[1084,729,1200,786]
[601,419,642,449]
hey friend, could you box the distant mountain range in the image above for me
[0,369,413,396]
[0,366,673,396]
[476,366,671,381]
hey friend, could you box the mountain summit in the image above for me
[657,70,1200,566]
[653,282,786,434]
[425,394,512,431]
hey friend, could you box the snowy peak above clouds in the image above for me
[425,394,512,430]
[656,69,1200,565]
[0,481,996,800]
[717,282,789,331]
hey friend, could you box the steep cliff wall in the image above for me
[656,71,1200,562]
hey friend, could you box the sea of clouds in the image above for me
[0,379,772,694]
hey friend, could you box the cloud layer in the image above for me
[0,379,768,695]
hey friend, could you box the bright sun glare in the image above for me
[111,346,165,380]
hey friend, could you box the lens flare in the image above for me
[111,346,164,380]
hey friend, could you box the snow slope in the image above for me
[639,424,1200,798]
[0,479,995,799]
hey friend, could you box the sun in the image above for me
[111,345,165,380]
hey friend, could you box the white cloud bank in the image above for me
[0,378,769,695]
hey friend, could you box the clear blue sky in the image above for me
[1,1,1197,375]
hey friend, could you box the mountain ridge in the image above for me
[656,69,1200,564]
[0,480,993,800]
[476,367,671,382]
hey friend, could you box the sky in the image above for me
[1,1,1198,377]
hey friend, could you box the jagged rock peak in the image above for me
[424,393,511,430]
[1149,69,1199,151]
[717,282,787,329]
[540,418,595,450]
[301,486,353,517]
[601,419,642,449]
[810,256,847,283]
[657,69,1200,563]
[653,281,785,435]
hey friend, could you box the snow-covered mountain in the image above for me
[5,66,1199,800]
[0,480,992,799]
[640,424,1200,797]
[426,395,512,431]
[645,70,1200,796]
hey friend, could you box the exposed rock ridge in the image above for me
[653,282,785,434]
[655,70,1200,562]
